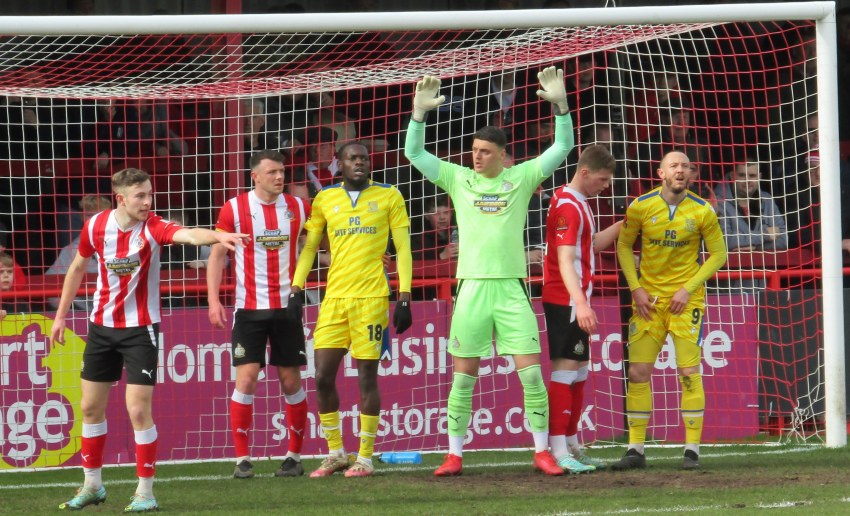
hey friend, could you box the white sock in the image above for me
[83,467,102,489]
[685,444,700,455]
[285,451,301,462]
[549,435,568,460]
[628,444,645,455]
[329,448,346,458]
[236,455,250,465]
[532,431,548,453]
[565,434,581,456]
[356,456,373,467]
[448,435,464,457]
[136,476,154,497]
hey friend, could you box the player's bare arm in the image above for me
[206,243,229,329]
[593,220,623,254]
[557,244,597,334]
[173,227,249,250]
[49,252,90,345]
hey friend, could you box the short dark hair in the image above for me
[472,126,507,149]
[250,149,286,170]
[112,168,150,192]
[425,193,451,213]
[336,141,368,159]
[576,144,616,173]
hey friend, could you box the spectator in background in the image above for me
[45,194,112,310]
[0,95,59,160]
[135,99,188,157]
[715,159,787,253]
[160,211,210,270]
[243,99,279,182]
[481,70,522,142]
[83,99,141,171]
[565,53,622,137]
[312,104,388,153]
[627,68,681,145]
[785,149,850,254]
[413,194,457,261]
[300,126,339,194]
[513,98,553,162]
[0,251,30,318]
[633,98,710,192]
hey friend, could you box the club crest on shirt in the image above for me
[651,216,658,224]
[256,229,289,250]
[283,209,294,220]
[132,235,145,251]
[501,181,513,192]
[556,216,569,231]
[368,201,378,212]
[685,218,697,232]
[333,205,340,213]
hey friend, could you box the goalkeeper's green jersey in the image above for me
[405,114,574,279]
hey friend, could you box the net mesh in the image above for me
[0,17,829,469]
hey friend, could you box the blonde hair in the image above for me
[80,194,111,213]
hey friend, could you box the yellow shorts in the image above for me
[627,295,704,369]
[313,297,389,360]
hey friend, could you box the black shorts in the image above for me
[82,323,160,386]
[231,308,306,368]
[543,302,590,362]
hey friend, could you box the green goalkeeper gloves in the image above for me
[536,66,569,116]
[412,76,445,123]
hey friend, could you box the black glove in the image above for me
[393,299,412,334]
[287,291,303,322]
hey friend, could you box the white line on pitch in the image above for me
[0,445,819,491]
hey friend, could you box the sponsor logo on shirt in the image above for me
[474,195,508,214]
[106,257,141,276]
[256,229,289,250]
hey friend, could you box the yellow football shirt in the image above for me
[617,187,727,298]
[295,181,410,298]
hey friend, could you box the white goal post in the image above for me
[0,1,844,472]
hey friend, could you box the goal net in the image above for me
[0,4,844,471]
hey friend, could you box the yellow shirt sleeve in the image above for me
[617,200,643,292]
[292,195,326,289]
[391,225,412,293]
[683,208,728,293]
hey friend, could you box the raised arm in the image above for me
[173,227,248,251]
[532,67,575,176]
[404,76,446,181]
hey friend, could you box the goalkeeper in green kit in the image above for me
[404,67,574,476]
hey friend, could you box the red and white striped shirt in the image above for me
[79,210,182,327]
[542,185,596,306]
[215,191,309,310]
